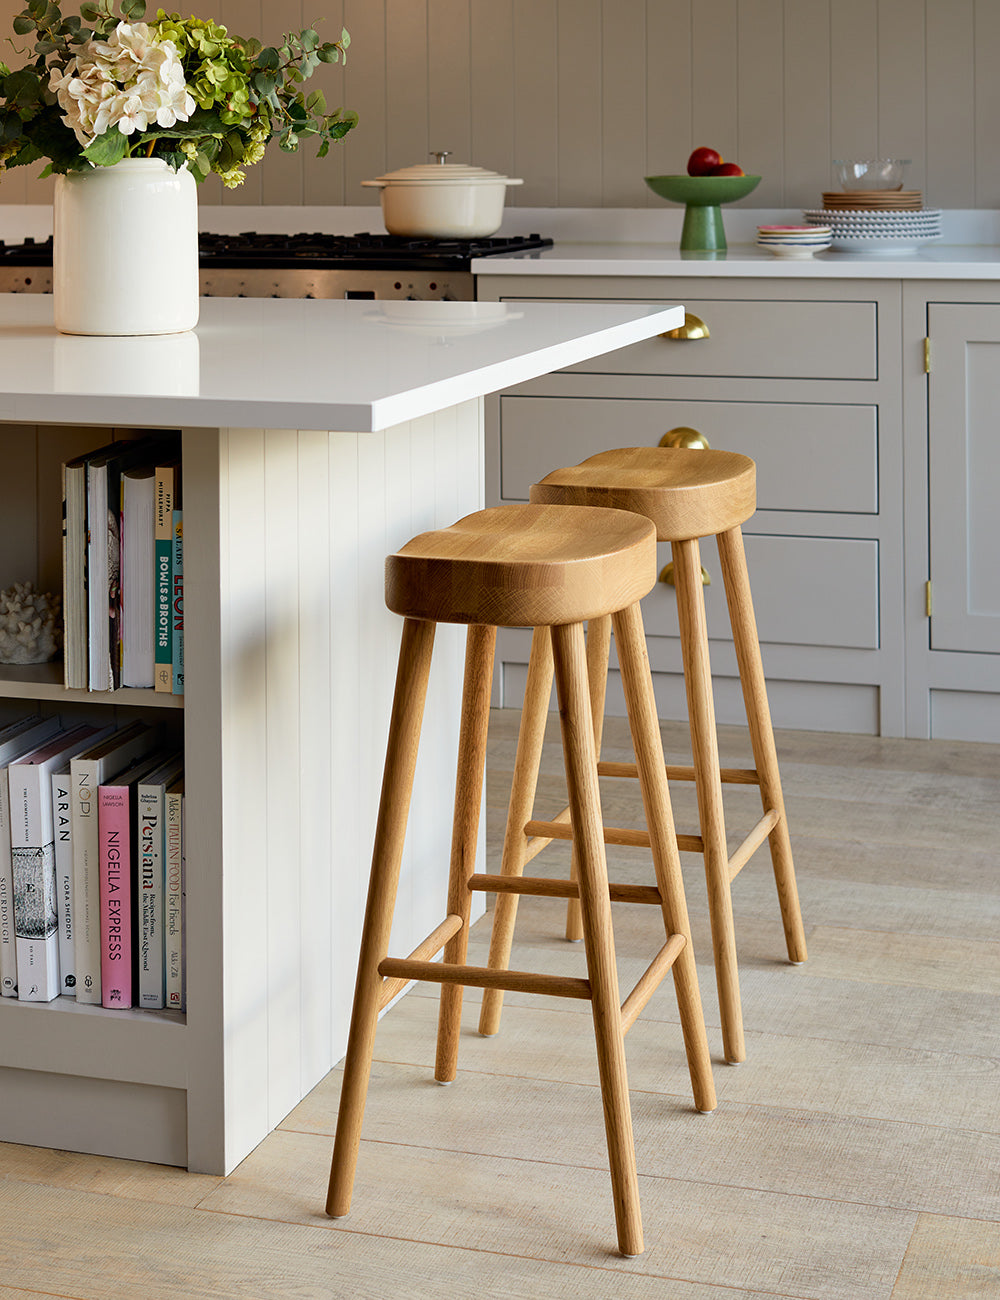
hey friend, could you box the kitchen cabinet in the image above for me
[477,274,905,737]
[903,286,1000,741]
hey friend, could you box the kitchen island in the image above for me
[0,293,682,1175]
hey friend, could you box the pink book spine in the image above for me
[98,785,131,1009]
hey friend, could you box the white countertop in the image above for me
[471,240,1000,280]
[0,295,682,431]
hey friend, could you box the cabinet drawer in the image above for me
[645,534,880,650]
[499,395,878,513]
[560,297,877,380]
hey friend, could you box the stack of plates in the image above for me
[822,190,923,210]
[756,224,832,258]
[802,208,942,253]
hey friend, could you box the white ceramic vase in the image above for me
[53,157,199,336]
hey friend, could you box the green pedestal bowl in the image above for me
[644,174,762,251]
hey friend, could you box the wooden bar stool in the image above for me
[480,447,807,1066]
[326,502,716,1259]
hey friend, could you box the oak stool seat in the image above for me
[327,503,717,1259]
[482,447,807,1066]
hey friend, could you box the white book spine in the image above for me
[164,789,184,1011]
[137,786,164,1008]
[52,771,74,996]
[12,844,60,1001]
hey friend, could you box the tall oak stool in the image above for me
[480,447,807,1066]
[327,502,716,1259]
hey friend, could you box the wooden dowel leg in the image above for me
[672,538,746,1065]
[717,527,808,965]
[565,614,613,943]
[327,617,436,1218]
[436,624,496,1081]
[479,625,553,1036]
[612,601,716,1113]
[551,620,643,1258]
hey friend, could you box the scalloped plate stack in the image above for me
[802,207,942,253]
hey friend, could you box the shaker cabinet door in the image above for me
[927,304,1000,654]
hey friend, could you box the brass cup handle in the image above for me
[659,426,711,451]
[659,561,711,587]
[659,311,710,341]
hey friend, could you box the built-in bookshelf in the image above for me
[0,407,480,1175]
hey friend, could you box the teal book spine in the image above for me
[171,509,183,696]
[153,464,175,694]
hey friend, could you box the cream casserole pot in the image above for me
[362,158,524,238]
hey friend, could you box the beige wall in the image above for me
[2,0,999,209]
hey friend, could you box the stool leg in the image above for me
[478,625,553,1036]
[436,623,497,1081]
[327,617,436,1218]
[716,526,808,965]
[551,619,643,1258]
[565,614,612,943]
[672,537,745,1065]
[612,600,717,1114]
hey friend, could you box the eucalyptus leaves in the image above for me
[0,0,357,186]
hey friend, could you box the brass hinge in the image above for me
[924,337,931,373]
[925,580,933,616]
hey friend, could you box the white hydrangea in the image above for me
[49,21,196,145]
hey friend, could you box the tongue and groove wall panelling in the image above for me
[735,0,784,208]
[469,1,515,186]
[876,0,926,200]
[645,0,692,198]
[974,1,1000,206]
[555,0,603,207]
[258,0,303,207]
[301,0,347,206]
[428,0,472,180]
[512,0,557,209]
[342,0,388,210]
[782,0,831,210]
[830,0,878,168]
[601,0,648,206]
[385,0,428,175]
[926,0,974,209]
[690,0,739,203]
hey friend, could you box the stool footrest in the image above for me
[377,913,465,1010]
[728,809,782,882]
[597,759,761,786]
[525,817,703,854]
[470,872,664,906]
[620,934,687,1035]
[378,956,593,1001]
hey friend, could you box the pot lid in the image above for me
[367,159,522,185]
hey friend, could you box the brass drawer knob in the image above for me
[659,426,711,451]
[659,561,711,587]
[659,311,710,341]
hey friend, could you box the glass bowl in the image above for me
[833,159,910,191]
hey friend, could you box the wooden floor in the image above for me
[2,709,999,1299]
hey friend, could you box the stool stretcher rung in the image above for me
[524,807,572,864]
[620,934,687,1035]
[377,956,593,1001]
[525,816,703,854]
[470,872,664,906]
[597,760,761,786]
[727,809,782,882]
[376,913,464,1010]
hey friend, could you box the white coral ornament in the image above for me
[0,583,62,665]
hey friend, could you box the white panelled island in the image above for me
[0,294,682,1174]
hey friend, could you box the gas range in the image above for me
[0,230,554,300]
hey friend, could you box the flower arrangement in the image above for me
[0,0,357,187]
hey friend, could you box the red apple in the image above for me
[710,161,744,177]
[687,146,722,176]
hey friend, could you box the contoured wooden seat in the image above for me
[480,447,807,1066]
[327,502,716,1260]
